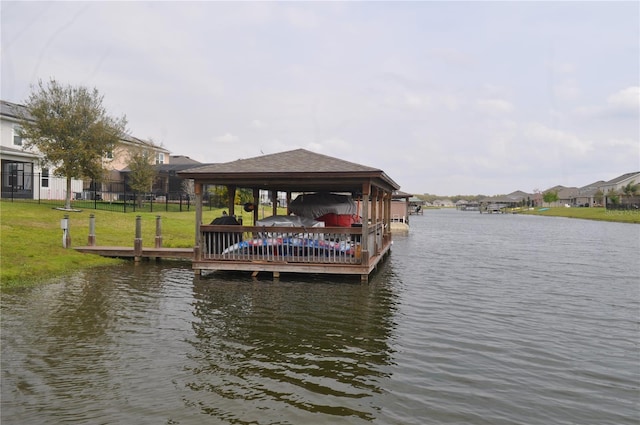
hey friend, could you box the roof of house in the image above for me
[392,190,412,199]
[604,171,640,185]
[178,148,400,193]
[577,180,606,196]
[170,155,202,165]
[507,190,532,199]
[1,100,32,122]
[2,99,169,154]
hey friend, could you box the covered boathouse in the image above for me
[178,149,401,282]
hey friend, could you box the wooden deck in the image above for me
[75,246,193,260]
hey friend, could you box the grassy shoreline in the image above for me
[2,202,637,289]
[0,201,260,289]
[512,206,640,223]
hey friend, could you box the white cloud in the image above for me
[607,86,640,111]
[476,99,514,114]
[2,1,638,195]
[575,86,640,118]
[213,133,239,144]
[525,123,594,156]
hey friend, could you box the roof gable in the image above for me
[606,171,640,185]
[179,148,400,192]
[185,149,380,174]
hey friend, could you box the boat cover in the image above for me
[256,215,324,227]
[289,193,357,219]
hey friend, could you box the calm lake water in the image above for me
[2,209,639,424]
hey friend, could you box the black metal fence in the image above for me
[605,201,640,211]
[1,172,194,213]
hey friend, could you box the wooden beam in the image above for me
[228,185,236,216]
[195,182,203,249]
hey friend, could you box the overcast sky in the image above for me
[2,1,638,195]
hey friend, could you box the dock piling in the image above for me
[88,214,96,246]
[155,215,162,248]
[134,215,142,261]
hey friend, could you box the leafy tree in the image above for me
[607,188,620,205]
[127,148,157,207]
[594,189,604,206]
[621,180,638,204]
[18,79,127,209]
[542,190,558,206]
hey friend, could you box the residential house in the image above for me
[542,185,579,207]
[572,181,606,207]
[0,99,82,200]
[1,99,170,202]
[598,171,640,206]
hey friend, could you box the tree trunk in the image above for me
[65,176,72,210]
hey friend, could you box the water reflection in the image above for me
[185,272,398,422]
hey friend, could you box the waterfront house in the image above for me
[0,99,83,199]
[572,181,606,207]
[599,171,640,207]
[178,149,400,281]
[1,99,170,202]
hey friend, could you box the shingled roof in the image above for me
[178,148,400,193]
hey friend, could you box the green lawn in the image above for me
[516,206,640,223]
[0,201,262,289]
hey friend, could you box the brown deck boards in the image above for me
[75,246,193,259]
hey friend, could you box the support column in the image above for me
[271,190,278,216]
[253,188,260,224]
[228,185,236,217]
[195,182,203,260]
[361,182,370,263]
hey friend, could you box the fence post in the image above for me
[155,215,162,248]
[88,214,96,246]
[134,215,142,261]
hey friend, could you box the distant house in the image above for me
[433,199,454,207]
[599,172,640,195]
[542,185,579,207]
[572,181,606,207]
[599,171,640,207]
[151,155,203,200]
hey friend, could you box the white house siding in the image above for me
[1,100,84,200]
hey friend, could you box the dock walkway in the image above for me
[75,246,193,260]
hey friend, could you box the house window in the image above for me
[12,125,22,146]
[42,168,49,188]
[105,150,114,159]
[155,152,165,165]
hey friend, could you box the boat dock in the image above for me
[75,245,193,261]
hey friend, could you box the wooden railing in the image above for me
[199,224,386,265]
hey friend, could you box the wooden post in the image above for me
[61,214,71,248]
[155,215,162,248]
[253,188,259,224]
[88,214,96,246]
[361,183,370,261]
[195,182,203,250]
[134,215,142,262]
[227,185,236,217]
[271,190,278,216]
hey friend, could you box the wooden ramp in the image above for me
[75,246,193,260]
